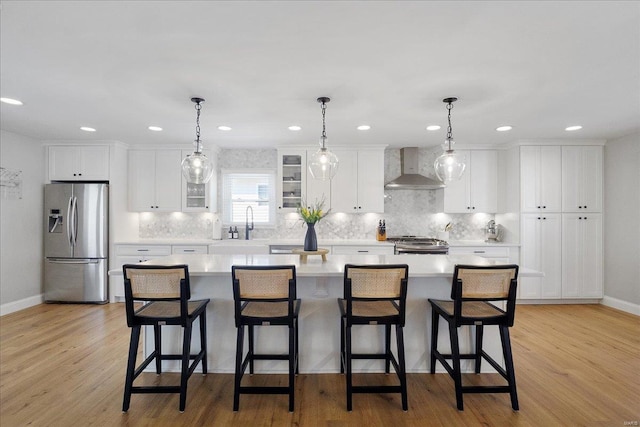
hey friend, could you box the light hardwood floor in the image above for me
[1,303,638,426]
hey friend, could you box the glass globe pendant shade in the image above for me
[434,149,466,182]
[181,150,214,184]
[308,146,339,181]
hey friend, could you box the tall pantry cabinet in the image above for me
[516,143,604,300]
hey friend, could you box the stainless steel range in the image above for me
[387,236,449,255]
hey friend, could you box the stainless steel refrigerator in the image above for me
[44,183,108,303]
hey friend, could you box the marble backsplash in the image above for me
[138,147,495,241]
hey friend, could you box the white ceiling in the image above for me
[1,1,638,150]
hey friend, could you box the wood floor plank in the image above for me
[1,303,638,426]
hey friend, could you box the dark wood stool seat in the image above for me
[122,264,209,413]
[338,264,409,411]
[232,265,300,412]
[429,264,519,411]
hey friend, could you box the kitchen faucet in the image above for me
[245,205,254,240]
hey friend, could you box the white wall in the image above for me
[0,130,46,314]
[603,132,640,313]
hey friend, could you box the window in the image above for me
[222,169,276,226]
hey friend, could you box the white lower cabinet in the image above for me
[448,246,512,264]
[562,214,603,298]
[110,245,172,301]
[519,214,562,299]
[331,245,394,255]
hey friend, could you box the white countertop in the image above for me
[110,253,540,278]
[115,238,517,247]
[447,240,520,247]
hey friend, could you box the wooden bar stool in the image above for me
[338,264,409,411]
[231,265,300,412]
[429,264,519,411]
[122,264,210,412]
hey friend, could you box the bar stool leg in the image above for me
[200,311,208,374]
[154,324,162,374]
[449,322,464,411]
[179,322,193,412]
[346,324,353,412]
[396,324,408,411]
[233,325,244,411]
[122,325,141,412]
[248,325,255,375]
[295,318,300,375]
[385,324,392,374]
[500,325,519,411]
[475,324,484,374]
[288,324,295,412]
[430,309,439,374]
[339,317,345,374]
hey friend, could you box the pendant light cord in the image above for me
[194,100,202,153]
[320,100,327,149]
[446,100,454,151]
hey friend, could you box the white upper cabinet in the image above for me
[181,149,217,212]
[444,150,498,213]
[330,148,385,213]
[561,146,603,213]
[129,149,182,212]
[562,213,603,298]
[48,145,110,181]
[520,146,562,212]
[277,149,306,211]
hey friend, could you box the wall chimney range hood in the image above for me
[385,147,445,190]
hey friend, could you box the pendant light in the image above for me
[308,97,339,180]
[181,97,214,184]
[434,97,466,182]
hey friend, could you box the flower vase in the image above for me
[304,222,318,251]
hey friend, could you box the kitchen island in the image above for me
[111,253,540,374]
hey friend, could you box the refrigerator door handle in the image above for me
[72,195,79,246]
[66,196,74,247]
[47,258,100,264]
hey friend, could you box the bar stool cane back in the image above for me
[122,264,210,412]
[338,264,410,411]
[429,264,519,411]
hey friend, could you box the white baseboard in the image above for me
[0,294,44,316]
[601,296,640,316]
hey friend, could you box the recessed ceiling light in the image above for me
[217,125,232,131]
[288,125,302,131]
[80,126,96,132]
[148,126,163,131]
[426,125,441,131]
[496,125,513,132]
[357,125,371,131]
[565,125,582,131]
[0,97,23,105]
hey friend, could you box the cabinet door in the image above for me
[443,150,471,213]
[356,150,385,213]
[562,214,602,298]
[469,150,497,213]
[181,149,217,212]
[277,150,306,211]
[78,146,110,180]
[521,146,561,212]
[562,146,602,212]
[128,150,157,211]
[539,146,562,211]
[330,149,358,213]
[49,146,79,180]
[154,150,182,211]
[306,165,331,209]
[519,213,561,299]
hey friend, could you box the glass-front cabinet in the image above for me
[181,149,217,212]
[277,149,306,210]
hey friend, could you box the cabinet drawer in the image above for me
[448,246,510,258]
[116,245,172,256]
[172,245,208,254]
[332,245,394,255]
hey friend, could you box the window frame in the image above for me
[221,168,277,228]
